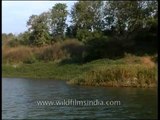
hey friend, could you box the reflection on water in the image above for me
[2,78,157,119]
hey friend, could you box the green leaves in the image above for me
[104,1,158,39]
[27,12,51,46]
[50,3,68,40]
[70,1,104,41]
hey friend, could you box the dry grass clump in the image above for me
[2,46,33,63]
[38,43,70,62]
[2,39,85,63]
[124,53,156,67]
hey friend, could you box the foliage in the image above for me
[17,31,32,45]
[27,12,51,46]
[50,3,68,41]
[84,36,124,62]
[61,39,85,63]
[70,1,104,41]
[7,38,21,47]
[2,1,158,62]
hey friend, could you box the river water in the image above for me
[2,78,157,119]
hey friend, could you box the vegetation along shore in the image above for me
[2,1,158,87]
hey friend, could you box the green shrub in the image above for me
[7,38,21,47]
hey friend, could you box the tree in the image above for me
[16,31,31,45]
[103,1,158,55]
[70,1,104,41]
[50,3,68,41]
[103,1,158,40]
[27,12,51,46]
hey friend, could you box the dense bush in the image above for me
[61,39,85,63]
[7,38,21,47]
[84,36,124,62]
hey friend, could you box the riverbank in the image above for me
[2,55,157,88]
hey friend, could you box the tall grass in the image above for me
[2,46,33,64]
[38,44,70,62]
[2,39,85,64]
[68,64,157,87]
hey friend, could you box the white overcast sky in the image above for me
[2,1,77,35]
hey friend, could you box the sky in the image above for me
[2,1,77,35]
